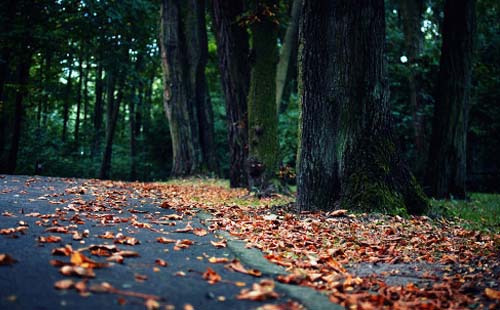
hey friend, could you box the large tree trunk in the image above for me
[211,0,250,187]
[247,0,279,192]
[426,0,475,199]
[400,0,425,177]
[91,62,104,158]
[159,0,204,176]
[99,73,121,179]
[62,55,73,143]
[276,0,301,111]
[297,0,427,214]
[6,58,31,174]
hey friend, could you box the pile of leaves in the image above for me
[131,180,500,310]
[1,177,499,310]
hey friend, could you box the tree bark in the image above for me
[297,0,427,214]
[186,0,217,174]
[6,58,31,174]
[247,0,279,192]
[99,73,121,179]
[426,0,475,199]
[159,0,204,176]
[62,55,73,143]
[400,0,425,176]
[211,0,250,187]
[74,54,84,148]
[276,0,301,111]
[91,62,104,158]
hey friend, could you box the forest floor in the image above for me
[0,175,499,310]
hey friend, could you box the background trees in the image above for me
[0,0,497,205]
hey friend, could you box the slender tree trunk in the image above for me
[211,0,250,187]
[74,54,84,148]
[247,0,279,192]
[159,0,203,176]
[62,55,73,143]
[83,54,90,126]
[6,58,31,174]
[426,0,475,199]
[400,0,425,176]
[91,63,104,158]
[41,52,52,127]
[186,0,217,173]
[276,0,301,112]
[297,0,427,214]
[99,73,120,179]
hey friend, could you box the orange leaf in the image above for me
[0,254,17,265]
[237,279,279,301]
[225,260,262,277]
[193,228,208,236]
[156,237,176,244]
[208,256,229,264]
[210,239,227,248]
[54,279,75,290]
[485,288,500,300]
[174,223,193,233]
[202,267,221,284]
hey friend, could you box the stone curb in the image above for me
[197,212,343,310]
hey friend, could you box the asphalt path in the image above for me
[0,175,307,310]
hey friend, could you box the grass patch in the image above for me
[428,192,500,233]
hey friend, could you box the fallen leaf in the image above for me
[485,288,500,300]
[117,250,140,257]
[210,239,227,248]
[60,265,95,278]
[155,259,168,267]
[135,273,148,282]
[70,251,107,268]
[174,222,193,233]
[156,237,176,244]
[54,279,75,290]
[208,256,229,264]
[0,254,17,265]
[145,299,160,310]
[52,245,73,256]
[237,279,279,301]
[193,228,208,236]
[202,267,221,284]
[38,235,62,243]
[328,209,348,217]
[225,260,262,277]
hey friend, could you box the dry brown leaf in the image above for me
[70,251,107,268]
[38,235,62,243]
[174,222,193,233]
[237,279,279,301]
[155,259,168,267]
[60,265,95,278]
[156,237,176,244]
[0,254,17,265]
[52,245,73,256]
[117,250,140,257]
[193,228,208,236]
[54,279,75,290]
[225,260,262,277]
[202,267,221,284]
[208,256,229,264]
[485,288,500,300]
[210,239,227,248]
[145,299,160,310]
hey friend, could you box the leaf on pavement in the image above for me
[38,235,62,243]
[225,260,262,277]
[54,279,75,290]
[202,267,221,284]
[60,265,95,278]
[210,239,227,248]
[208,256,229,264]
[237,279,279,301]
[0,254,17,265]
[193,228,208,236]
[485,288,500,300]
[156,237,176,244]
[174,222,193,233]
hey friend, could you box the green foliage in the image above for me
[428,193,500,233]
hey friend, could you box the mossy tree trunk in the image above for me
[426,0,475,199]
[247,0,279,192]
[160,0,215,176]
[297,0,428,214]
[211,0,250,188]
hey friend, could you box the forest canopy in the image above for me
[0,0,498,206]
